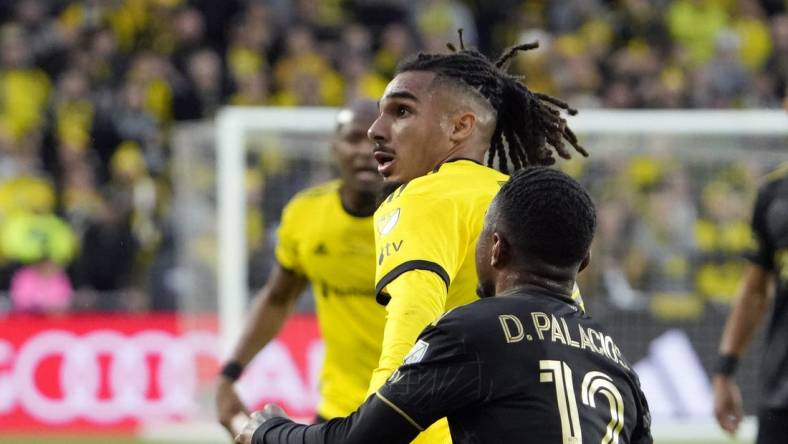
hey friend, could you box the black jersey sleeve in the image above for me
[251,321,482,444]
[745,183,775,270]
[376,321,484,429]
[251,394,420,444]
[630,375,654,444]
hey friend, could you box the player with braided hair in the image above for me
[333,32,588,443]
[399,35,587,173]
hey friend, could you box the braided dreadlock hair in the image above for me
[495,167,596,267]
[396,30,588,173]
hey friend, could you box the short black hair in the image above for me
[494,167,596,267]
[396,31,587,174]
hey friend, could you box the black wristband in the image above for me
[221,361,244,382]
[714,354,739,376]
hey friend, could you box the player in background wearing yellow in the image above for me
[216,100,386,439]
[365,35,588,443]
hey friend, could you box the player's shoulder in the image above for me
[754,162,788,203]
[378,160,506,208]
[286,180,340,209]
[430,297,510,334]
[425,159,508,190]
[374,178,451,217]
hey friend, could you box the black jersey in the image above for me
[746,166,788,410]
[253,287,652,444]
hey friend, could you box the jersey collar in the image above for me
[498,285,577,307]
[431,157,483,173]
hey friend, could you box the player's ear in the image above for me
[450,111,476,144]
[578,251,591,273]
[490,231,507,268]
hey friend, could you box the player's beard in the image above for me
[376,181,404,207]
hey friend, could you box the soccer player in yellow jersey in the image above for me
[365,39,588,443]
[216,100,387,437]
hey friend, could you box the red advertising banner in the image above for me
[0,313,321,432]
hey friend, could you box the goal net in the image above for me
[164,108,787,442]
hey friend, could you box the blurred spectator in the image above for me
[416,0,477,53]
[374,23,417,78]
[10,257,73,313]
[0,211,76,266]
[0,25,51,145]
[667,0,729,66]
[272,26,342,105]
[171,6,207,73]
[767,14,788,99]
[173,48,227,120]
[702,30,749,107]
[72,190,139,310]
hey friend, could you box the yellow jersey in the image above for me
[275,180,386,419]
[370,160,582,443]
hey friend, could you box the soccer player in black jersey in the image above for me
[236,168,653,444]
[714,164,788,444]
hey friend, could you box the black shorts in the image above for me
[757,408,788,444]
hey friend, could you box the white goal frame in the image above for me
[215,107,788,352]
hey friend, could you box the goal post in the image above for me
[215,107,340,353]
[216,108,788,352]
[215,107,788,350]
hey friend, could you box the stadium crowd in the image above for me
[0,0,785,313]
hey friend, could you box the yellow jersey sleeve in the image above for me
[367,269,447,393]
[374,191,469,304]
[274,196,304,274]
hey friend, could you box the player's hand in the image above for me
[713,375,743,435]
[217,377,250,439]
[234,404,290,444]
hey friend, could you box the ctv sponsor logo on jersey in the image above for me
[378,240,404,265]
[498,313,630,370]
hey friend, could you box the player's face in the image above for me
[333,113,381,192]
[368,71,452,183]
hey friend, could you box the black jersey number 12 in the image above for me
[540,360,625,444]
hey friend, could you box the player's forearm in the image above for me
[227,266,305,367]
[368,270,447,392]
[251,395,418,444]
[718,265,771,357]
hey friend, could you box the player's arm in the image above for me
[250,322,482,444]
[368,270,448,391]
[713,184,774,435]
[218,264,307,435]
[712,264,772,434]
[717,265,772,360]
[628,372,654,444]
[368,191,464,391]
[248,394,420,444]
[218,197,309,437]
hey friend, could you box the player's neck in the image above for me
[495,269,575,298]
[339,184,377,217]
[436,141,486,168]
